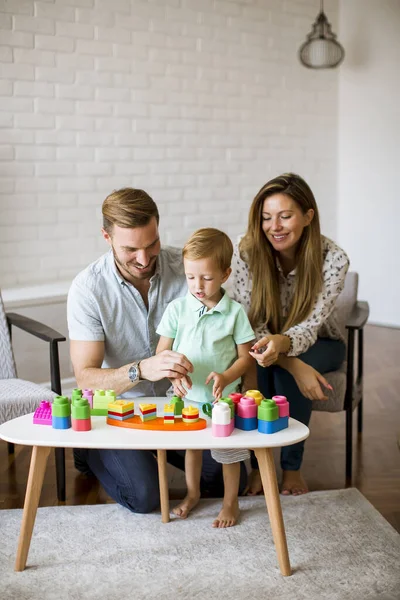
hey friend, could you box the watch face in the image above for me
[129,365,138,382]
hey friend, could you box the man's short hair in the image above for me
[182,228,233,272]
[102,188,159,233]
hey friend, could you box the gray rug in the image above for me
[0,489,399,600]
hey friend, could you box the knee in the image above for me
[123,477,160,514]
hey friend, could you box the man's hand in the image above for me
[290,359,333,401]
[139,350,193,382]
[205,371,227,401]
[249,334,290,367]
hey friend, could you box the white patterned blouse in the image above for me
[231,235,350,357]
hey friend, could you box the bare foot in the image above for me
[212,500,240,528]
[281,470,309,496]
[245,469,263,496]
[172,494,200,519]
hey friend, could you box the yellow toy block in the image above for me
[182,405,199,423]
[245,389,264,406]
[108,400,134,414]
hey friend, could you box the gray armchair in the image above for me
[0,289,66,501]
[312,272,369,480]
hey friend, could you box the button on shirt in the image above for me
[67,246,187,398]
[156,291,255,404]
[231,235,350,357]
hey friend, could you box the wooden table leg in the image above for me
[254,447,291,576]
[15,445,51,572]
[157,449,170,524]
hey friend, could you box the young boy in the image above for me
[156,228,255,528]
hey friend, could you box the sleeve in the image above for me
[156,300,179,339]
[67,277,105,342]
[230,242,252,312]
[284,246,350,356]
[233,305,256,345]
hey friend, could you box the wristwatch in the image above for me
[128,361,141,384]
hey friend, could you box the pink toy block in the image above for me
[211,403,234,437]
[33,400,52,425]
[212,421,234,437]
[272,395,290,418]
[72,418,91,431]
[236,396,257,419]
[82,389,94,408]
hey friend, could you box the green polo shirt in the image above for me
[156,291,255,404]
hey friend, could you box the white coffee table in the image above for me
[0,399,309,576]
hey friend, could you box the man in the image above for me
[67,188,247,513]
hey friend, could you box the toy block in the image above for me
[108,400,134,415]
[182,406,199,423]
[82,389,94,408]
[219,397,235,419]
[52,415,71,430]
[71,398,91,420]
[164,404,175,424]
[139,403,157,422]
[33,401,52,425]
[212,402,231,425]
[90,408,108,416]
[234,414,258,431]
[228,393,243,412]
[52,396,71,418]
[245,389,264,406]
[236,396,258,419]
[71,388,82,404]
[107,413,134,421]
[93,389,106,409]
[272,395,290,418]
[258,399,279,422]
[72,417,91,431]
[258,416,288,434]
[170,395,184,418]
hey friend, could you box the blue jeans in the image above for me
[253,337,346,471]
[75,448,248,513]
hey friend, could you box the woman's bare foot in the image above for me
[212,499,240,528]
[172,493,200,519]
[281,470,309,496]
[246,469,263,496]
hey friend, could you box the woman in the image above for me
[232,173,349,495]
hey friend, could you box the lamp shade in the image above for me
[299,8,344,69]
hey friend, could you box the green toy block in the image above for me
[71,388,82,405]
[258,399,279,422]
[71,398,90,420]
[90,408,108,416]
[52,396,71,418]
[171,396,184,416]
[106,390,116,401]
[219,397,234,419]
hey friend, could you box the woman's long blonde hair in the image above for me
[240,173,323,333]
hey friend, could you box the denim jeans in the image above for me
[252,337,346,471]
[75,447,248,513]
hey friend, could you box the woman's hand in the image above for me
[289,359,333,401]
[205,371,227,401]
[249,335,291,367]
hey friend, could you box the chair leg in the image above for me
[8,442,15,454]
[55,448,66,502]
[346,406,353,482]
[357,398,363,434]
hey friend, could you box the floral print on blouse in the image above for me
[231,235,350,357]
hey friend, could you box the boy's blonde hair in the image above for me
[183,228,233,272]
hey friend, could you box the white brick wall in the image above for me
[1,0,339,287]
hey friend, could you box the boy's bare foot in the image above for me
[281,470,309,496]
[172,493,200,519]
[212,500,240,528]
[245,469,263,496]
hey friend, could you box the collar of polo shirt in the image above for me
[186,289,231,315]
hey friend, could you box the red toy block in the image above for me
[71,417,91,431]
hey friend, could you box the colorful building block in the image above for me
[272,395,290,418]
[52,395,71,429]
[170,395,184,419]
[258,416,289,434]
[228,392,243,412]
[139,403,157,422]
[257,399,289,434]
[82,389,94,408]
[108,400,135,421]
[182,406,199,424]
[257,399,279,421]
[219,397,235,419]
[211,402,233,437]
[92,389,117,416]
[245,389,264,406]
[235,396,258,430]
[33,400,52,425]
[71,388,82,404]
[71,398,92,431]
[164,403,175,424]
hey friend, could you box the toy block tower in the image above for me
[71,397,92,431]
[164,404,175,425]
[33,400,52,425]
[258,399,289,434]
[170,395,184,420]
[92,389,116,416]
[139,403,157,422]
[52,396,71,429]
[182,406,199,424]
[211,401,233,437]
[235,396,258,430]
[82,388,94,408]
[244,389,264,406]
[108,400,134,421]
[71,388,82,405]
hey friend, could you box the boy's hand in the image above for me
[205,371,226,401]
[170,375,192,398]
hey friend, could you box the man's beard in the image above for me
[112,247,156,282]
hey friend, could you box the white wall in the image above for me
[338,0,400,326]
[0,0,339,290]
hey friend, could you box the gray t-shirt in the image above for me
[67,246,187,398]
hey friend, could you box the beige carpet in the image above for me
[0,488,399,600]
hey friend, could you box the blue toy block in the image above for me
[235,415,258,431]
[52,415,71,430]
[258,416,288,434]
